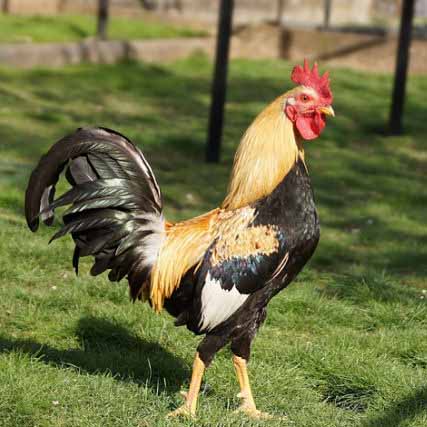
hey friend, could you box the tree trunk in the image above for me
[389,0,415,135]
[97,0,110,40]
[206,0,234,163]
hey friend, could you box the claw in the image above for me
[166,352,205,419]
[234,405,276,420]
[167,405,194,418]
[235,387,275,419]
[232,355,277,419]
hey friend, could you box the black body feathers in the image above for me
[165,159,320,364]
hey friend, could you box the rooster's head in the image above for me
[285,59,334,140]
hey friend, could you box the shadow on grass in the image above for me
[0,316,189,394]
[363,386,427,427]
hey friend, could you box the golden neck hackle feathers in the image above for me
[222,95,304,210]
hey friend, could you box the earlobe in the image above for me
[285,105,297,122]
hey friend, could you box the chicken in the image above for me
[25,60,334,418]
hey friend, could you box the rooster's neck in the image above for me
[222,97,304,211]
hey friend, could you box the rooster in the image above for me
[25,60,334,418]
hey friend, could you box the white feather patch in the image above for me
[199,272,249,332]
[138,213,166,269]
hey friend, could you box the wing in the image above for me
[196,218,286,333]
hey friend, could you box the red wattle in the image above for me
[295,111,326,140]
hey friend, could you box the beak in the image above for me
[319,105,335,117]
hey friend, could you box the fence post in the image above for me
[323,0,332,29]
[206,0,234,163]
[97,0,110,40]
[389,0,415,135]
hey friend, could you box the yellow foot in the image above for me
[167,405,194,418]
[235,405,274,419]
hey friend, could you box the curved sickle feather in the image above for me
[25,127,161,231]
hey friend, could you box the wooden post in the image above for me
[389,0,415,135]
[206,0,234,163]
[97,0,110,40]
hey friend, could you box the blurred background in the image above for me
[0,0,425,73]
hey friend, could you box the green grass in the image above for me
[0,56,426,427]
[0,14,205,43]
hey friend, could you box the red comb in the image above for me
[291,59,333,104]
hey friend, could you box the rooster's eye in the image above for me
[301,94,310,102]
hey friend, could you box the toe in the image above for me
[235,406,277,420]
[166,405,194,418]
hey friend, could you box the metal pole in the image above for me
[2,0,10,13]
[206,0,234,163]
[97,0,110,40]
[277,0,285,25]
[323,0,332,29]
[389,0,415,135]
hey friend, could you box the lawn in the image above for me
[0,14,205,43]
[0,56,426,427]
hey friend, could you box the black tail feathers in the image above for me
[25,127,165,299]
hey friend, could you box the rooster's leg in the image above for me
[167,352,205,418]
[233,355,257,412]
[233,355,272,419]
